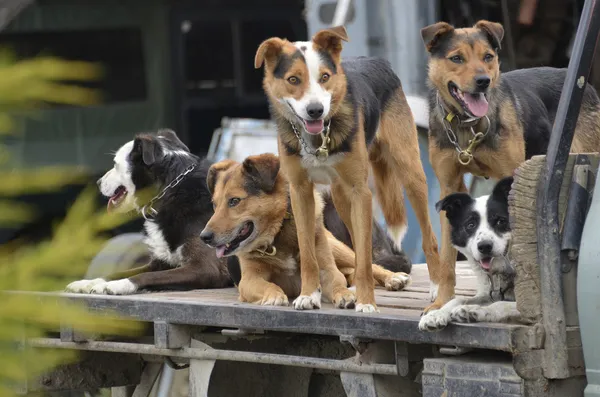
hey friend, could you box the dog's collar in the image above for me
[436,93,491,166]
[251,210,293,257]
[283,103,332,161]
[436,92,482,126]
[141,163,196,220]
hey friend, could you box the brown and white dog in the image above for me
[421,20,600,310]
[254,26,441,312]
[200,153,411,308]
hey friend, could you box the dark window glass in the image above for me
[0,28,147,105]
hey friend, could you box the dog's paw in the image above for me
[429,282,439,301]
[418,310,451,331]
[450,305,486,323]
[293,289,322,310]
[65,278,106,293]
[355,303,379,313]
[385,272,411,291]
[260,290,289,306]
[90,279,138,295]
[333,288,356,309]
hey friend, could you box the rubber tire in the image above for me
[85,233,150,278]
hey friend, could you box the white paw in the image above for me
[261,293,289,306]
[429,282,439,301]
[418,309,451,331]
[65,278,106,293]
[450,305,485,323]
[293,289,322,310]
[355,303,379,313]
[385,272,411,291]
[89,279,138,295]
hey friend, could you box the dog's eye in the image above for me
[287,76,300,85]
[228,198,241,208]
[484,53,494,62]
[320,73,330,83]
[449,55,463,64]
[466,221,476,230]
[496,218,506,227]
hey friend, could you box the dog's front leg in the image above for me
[331,180,376,313]
[426,145,466,312]
[450,301,522,324]
[419,294,491,331]
[65,260,163,294]
[238,259,288,306]
[316,228,356,309]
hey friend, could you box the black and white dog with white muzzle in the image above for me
[419,177,524,331]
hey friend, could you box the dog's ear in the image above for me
[421,22,454,53]
[435,193,473,220]
[206,160,237,196]
[491,176,514,204]
[313,26,349,59]
[133,136,163,166]
[157,129,190,152]
[255,37,286,69]
[474,20,504,51]
[242,153,280,194]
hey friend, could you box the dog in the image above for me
[255,26,440,312]
[226,191,413,286]
[200,153,412,308]
[418,177,524,331]
[65,129,231,295]
[421,19,600,311]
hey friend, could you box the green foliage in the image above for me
[0,51,142,396]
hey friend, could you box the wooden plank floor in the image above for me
[23,261,538,353]
[136,262,479,312]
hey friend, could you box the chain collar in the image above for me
[141,163,196,220]
[436,93,491,166]
[289,119,332,161]
[486,245,515,302]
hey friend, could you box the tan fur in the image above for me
[422,19,600,312]
[257,27,439,311]
[205,154,408,307]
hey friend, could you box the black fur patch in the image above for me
[273,51,305,79]
[318,50,337,74]
[127,134,215,252]
[331,57,401,155]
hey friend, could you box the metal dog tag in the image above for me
[315,146,329,161]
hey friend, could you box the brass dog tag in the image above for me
[316,146,329,161]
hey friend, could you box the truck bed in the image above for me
[48,262,530,353]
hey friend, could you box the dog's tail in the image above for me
[373,248,412,274]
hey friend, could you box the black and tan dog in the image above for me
[254,26,440,312]
[200,153,412,308]
[421,20,600,310]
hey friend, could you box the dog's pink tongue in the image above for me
[463,93,489,117]
[480,258,492,270]
[304,119,324,135]
[216,246,226,259]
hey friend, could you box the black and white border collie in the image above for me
[65,129,231,295]
[419,177,524,331]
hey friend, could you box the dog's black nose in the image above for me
[477,241,493,255]
[200,231,214,244]
[306,103,324,119]
[475,75,491,90]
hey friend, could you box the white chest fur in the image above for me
[143,221,183,267]
[300,151,344,185]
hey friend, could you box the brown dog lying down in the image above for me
[199,153,412,308]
